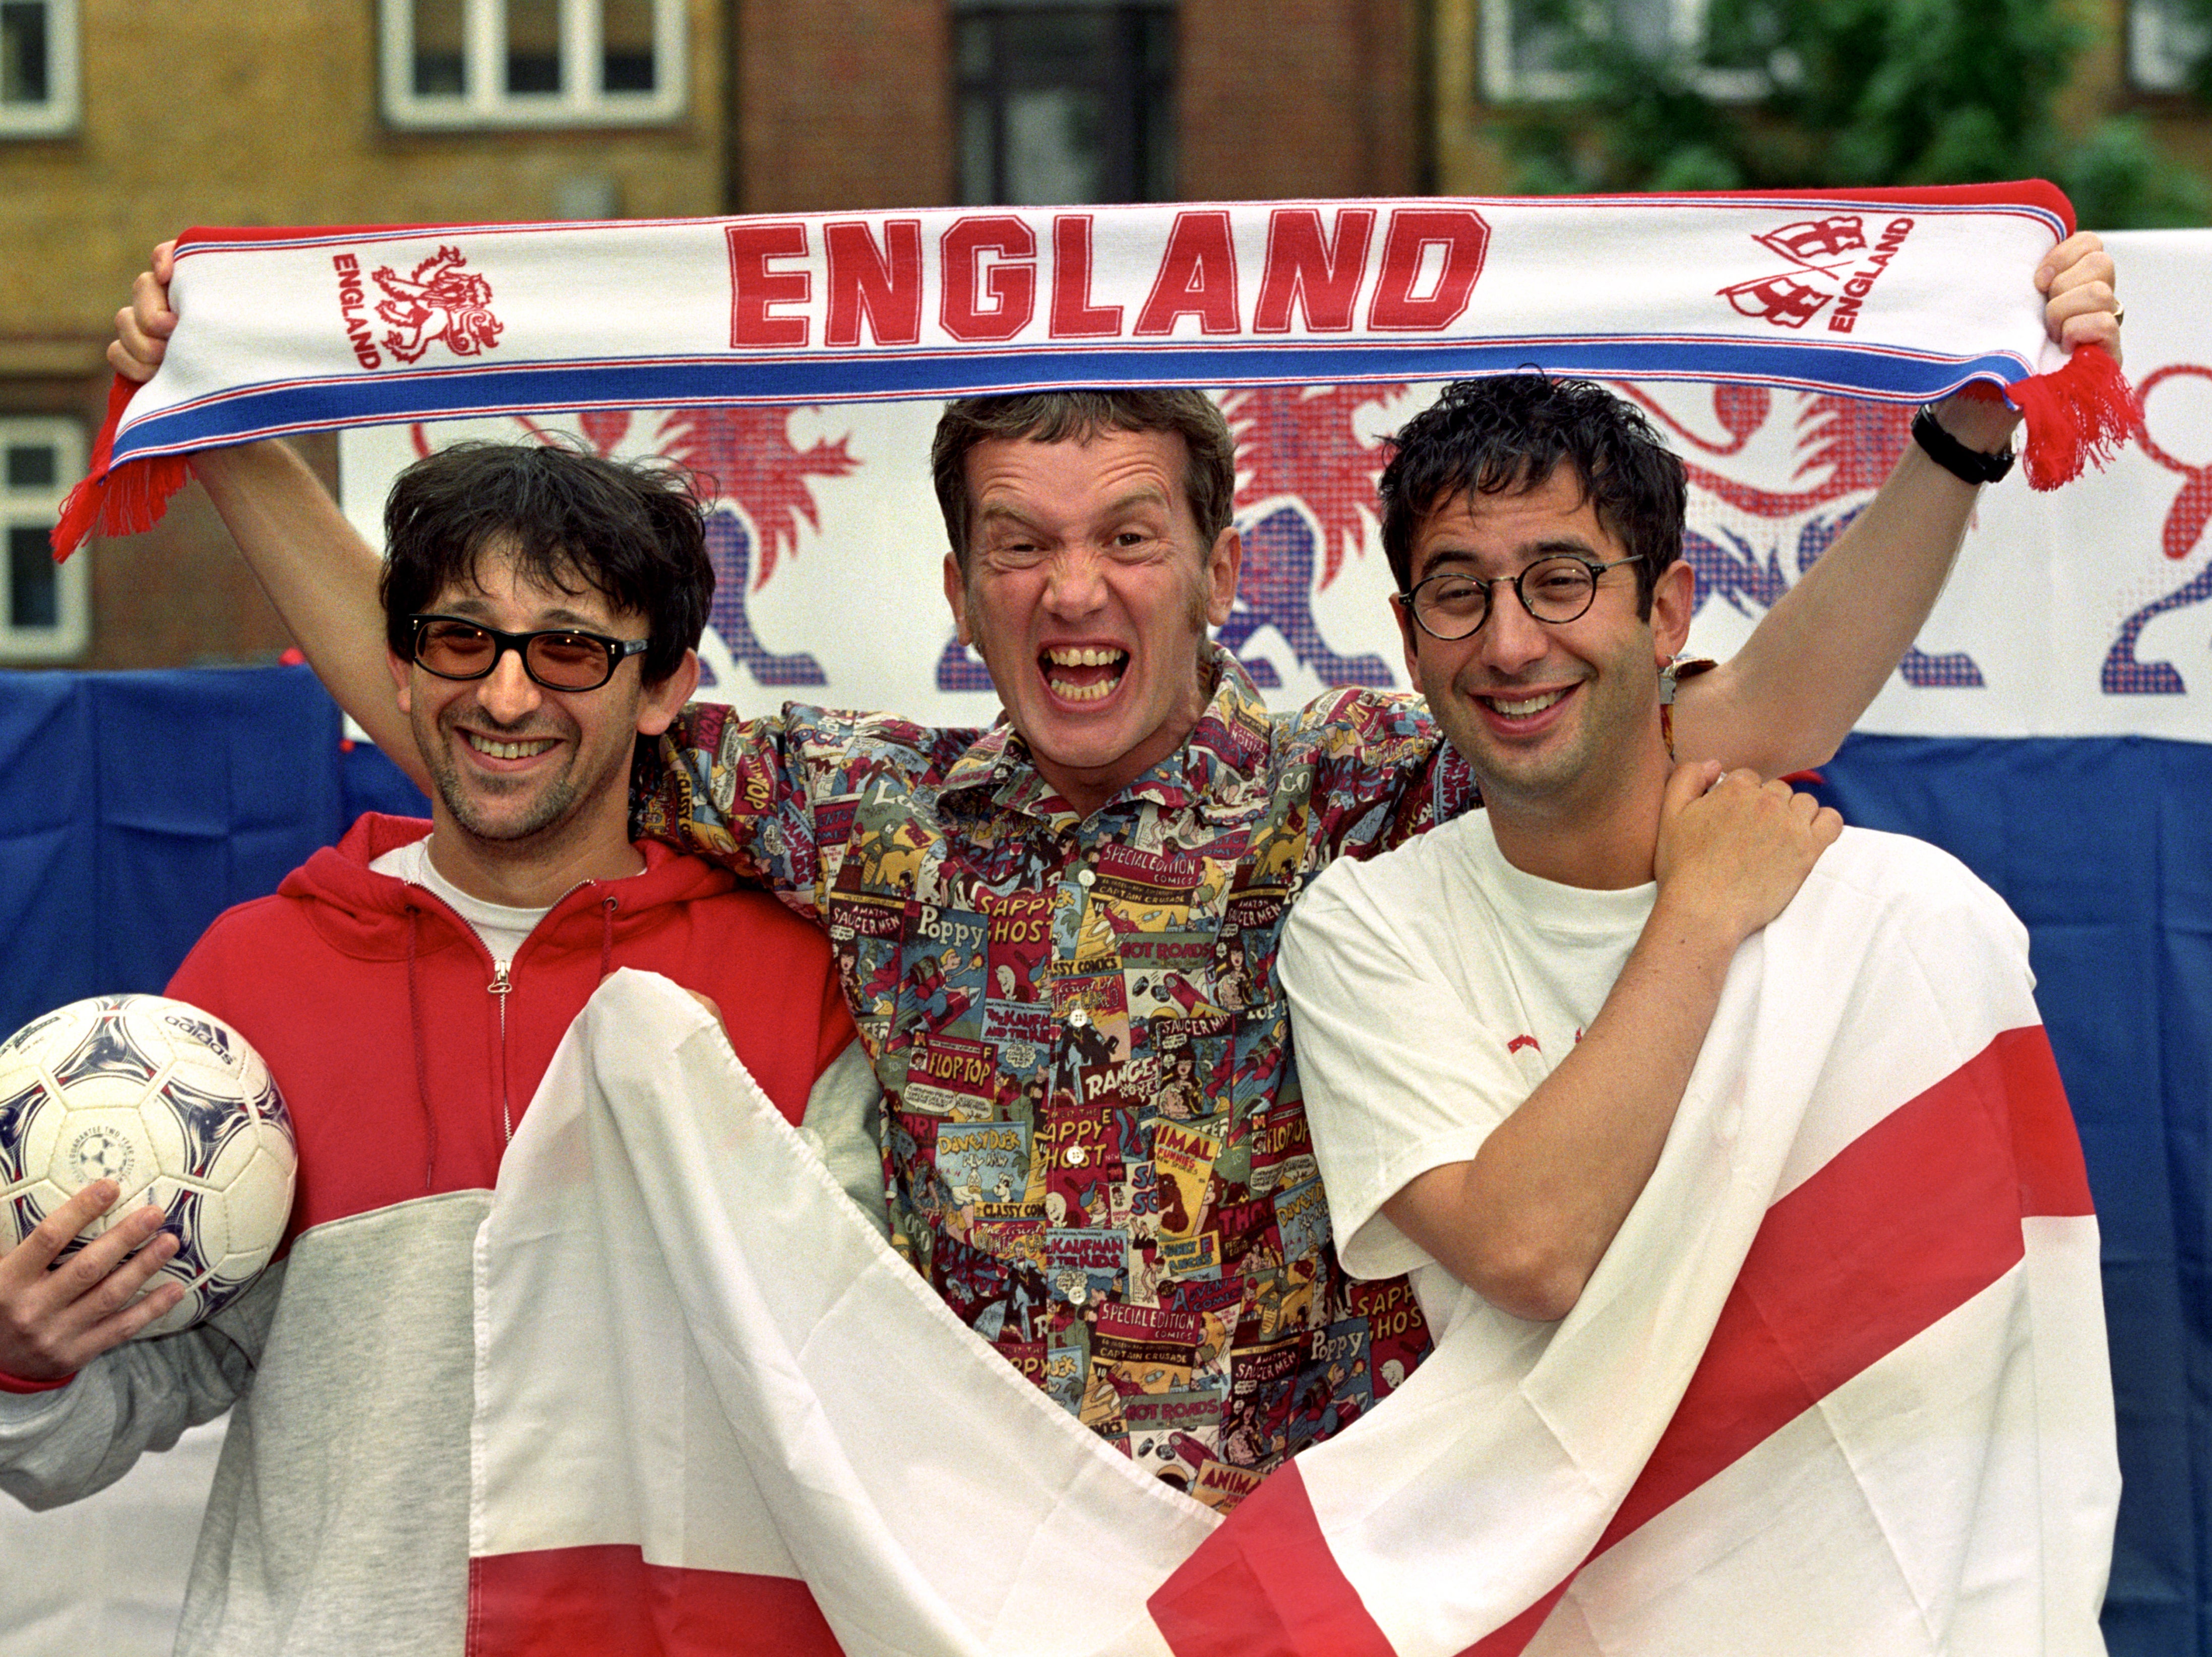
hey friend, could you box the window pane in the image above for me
[1141,80,1175,200]
[957,12,991,77]
[959,93,997,203]
[412,0,466,95]
[9,525,55,629]
[999,10,1113,84]
[1612,0,1675,58]
[6,442,55,489]
[2132,0,2210,91]
[1,1,49,104]
[1005,86,1105,205]
[506,0,562,94]
[602,0,655,91]
[958,5,1173,205]
[1141,6,1173,79]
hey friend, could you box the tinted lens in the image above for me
[523,631,616,690]
[1520,557,1597,621]
[417,620,496,676]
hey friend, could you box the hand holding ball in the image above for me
[0,996,296,1350]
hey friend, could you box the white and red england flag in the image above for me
[467,970,1214,1657]
[470,831,2116,1656]
[1153,831,2118,1655]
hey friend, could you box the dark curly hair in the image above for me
[1378,374,1685,618]
[380,440,713,687]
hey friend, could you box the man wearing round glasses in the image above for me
[1387,389,1704,842]
[1278,377,2112,1644]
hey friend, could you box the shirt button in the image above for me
[1066,1145,1088,1166]
[1068,1007,1091,1029]
[1076,868,1096,888]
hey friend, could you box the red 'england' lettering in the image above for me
[726,222,811,347]
[823,219,923,347]
[332,251,382,369]
[1367,207,1489,331]
[941,216,1037,341]
[1050,216,1123,338]
[1134,210,1241,337]
[1252,207,1374,333]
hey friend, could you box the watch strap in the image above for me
[1912,404,2015,485]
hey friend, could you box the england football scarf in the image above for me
[474,828,2114,1657]
[59,182,2134,555]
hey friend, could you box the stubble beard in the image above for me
[418,706,593,850]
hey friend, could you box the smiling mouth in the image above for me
[1041,645,1129,705]
[1480,687,1572,720]
[463,732,559,760]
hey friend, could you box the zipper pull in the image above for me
[489,960,513,998]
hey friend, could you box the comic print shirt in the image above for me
[637,646,1480,1510]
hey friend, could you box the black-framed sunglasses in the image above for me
[406,614,649,692]
[1398,554,1641,642]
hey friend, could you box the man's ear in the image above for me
[388,648,413,716]
[635,649,701,737]
[1650,559,1695,663]
[1203,525,1242,628]
[943,552,972,646]
[1391,592,1421,688]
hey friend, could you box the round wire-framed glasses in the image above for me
[1399,555,1641,643]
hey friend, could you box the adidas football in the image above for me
[0,995,297,1338]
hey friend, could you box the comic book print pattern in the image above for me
[637,648,1478,1509]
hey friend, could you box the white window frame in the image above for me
[0,0,81,139]
[1480,0,1767,103]
[0,418,89,662]
[379,0,687,130]
[2128,0,2209,93]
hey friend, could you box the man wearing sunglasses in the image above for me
[0,442,878,1656]
[1276,377,2113,1643]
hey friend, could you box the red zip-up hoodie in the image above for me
[168,811,856,1244]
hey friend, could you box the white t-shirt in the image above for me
[369,837,555,966]
[1279,809,1654,1335]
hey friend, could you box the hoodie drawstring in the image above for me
[599,893,618,981]
[405,906,439,1194]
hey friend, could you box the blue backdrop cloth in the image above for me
[0,665,424,1031]
[0,666,2202,1655]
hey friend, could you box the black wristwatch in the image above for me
[1912,404,2014,486]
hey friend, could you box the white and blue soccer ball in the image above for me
[0,995,296,1338]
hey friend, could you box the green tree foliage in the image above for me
[1503,0,2207,226]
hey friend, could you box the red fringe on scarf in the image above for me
[48,376,194,562]
[47,344,2146,563]
[2004,342,2143,490]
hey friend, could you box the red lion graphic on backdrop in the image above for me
[373,247,503,365]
